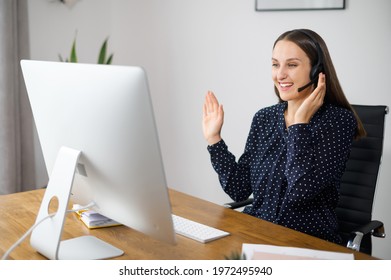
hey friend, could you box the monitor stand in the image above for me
[30,146,124,260]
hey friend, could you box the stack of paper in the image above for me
[242,244,354,260]
[73,205,122,229]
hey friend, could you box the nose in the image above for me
[276,66,287,80]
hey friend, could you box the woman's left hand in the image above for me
[294,73,326,124]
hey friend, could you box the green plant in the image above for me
[97,38,113,64]
[58,37,77,63]
[59,36,113,64]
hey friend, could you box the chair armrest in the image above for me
[224,198,254,209]
[347,220,386,251]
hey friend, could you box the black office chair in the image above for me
[224,104,388,256]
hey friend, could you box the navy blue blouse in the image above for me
[207,102,357,243]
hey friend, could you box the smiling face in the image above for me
[272,40,313,101]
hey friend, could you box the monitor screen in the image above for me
[21,60,176,259]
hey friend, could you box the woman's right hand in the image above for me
[202,91,224,145]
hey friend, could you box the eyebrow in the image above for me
[271,58,302,62]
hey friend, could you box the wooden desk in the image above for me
[0,188,375,260]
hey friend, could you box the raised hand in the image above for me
[202,91,224,145]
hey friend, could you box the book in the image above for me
[73,204,122,229]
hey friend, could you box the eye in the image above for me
[272,63,279,68]
[288,63,298,68]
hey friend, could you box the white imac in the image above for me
[20,60,176,260]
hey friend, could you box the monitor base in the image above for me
[58,236,123,260]
[30,146,123,260]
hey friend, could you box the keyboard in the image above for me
[172,214,230,243]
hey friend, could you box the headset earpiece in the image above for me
[297,29,324,87]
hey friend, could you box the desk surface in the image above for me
[0,188,375,260]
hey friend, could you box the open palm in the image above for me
[202,91,224,145]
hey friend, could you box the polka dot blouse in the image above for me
[207,102,357,244]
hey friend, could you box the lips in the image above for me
[279,82,294,90]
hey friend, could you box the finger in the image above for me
[205,91,214,113]
[207,91,220,113]
[311,74,326,99]
[316,74,326,100]
[219,104,224,119]
[203,102,208,118]
[208,91,218,105]
[319,73,326,88]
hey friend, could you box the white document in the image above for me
[242,243,354,260]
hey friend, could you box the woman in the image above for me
[202,29,365,244]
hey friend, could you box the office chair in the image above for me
[224,104,388,255]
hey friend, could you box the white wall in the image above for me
[27,0,391,259]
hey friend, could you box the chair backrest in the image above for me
[336,105,388,255]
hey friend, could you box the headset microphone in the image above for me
[297,79,315,92]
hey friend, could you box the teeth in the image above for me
[280,83,292,88]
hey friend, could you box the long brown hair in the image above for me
[273,29,366,139]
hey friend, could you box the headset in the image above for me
[296,29,324,92]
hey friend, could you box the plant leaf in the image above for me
[105,53,114,65]
[70,38,77,63]
[98,38,108,64]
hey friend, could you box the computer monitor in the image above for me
[20,60,176,259]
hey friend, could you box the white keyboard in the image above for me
[172,214,230,243]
